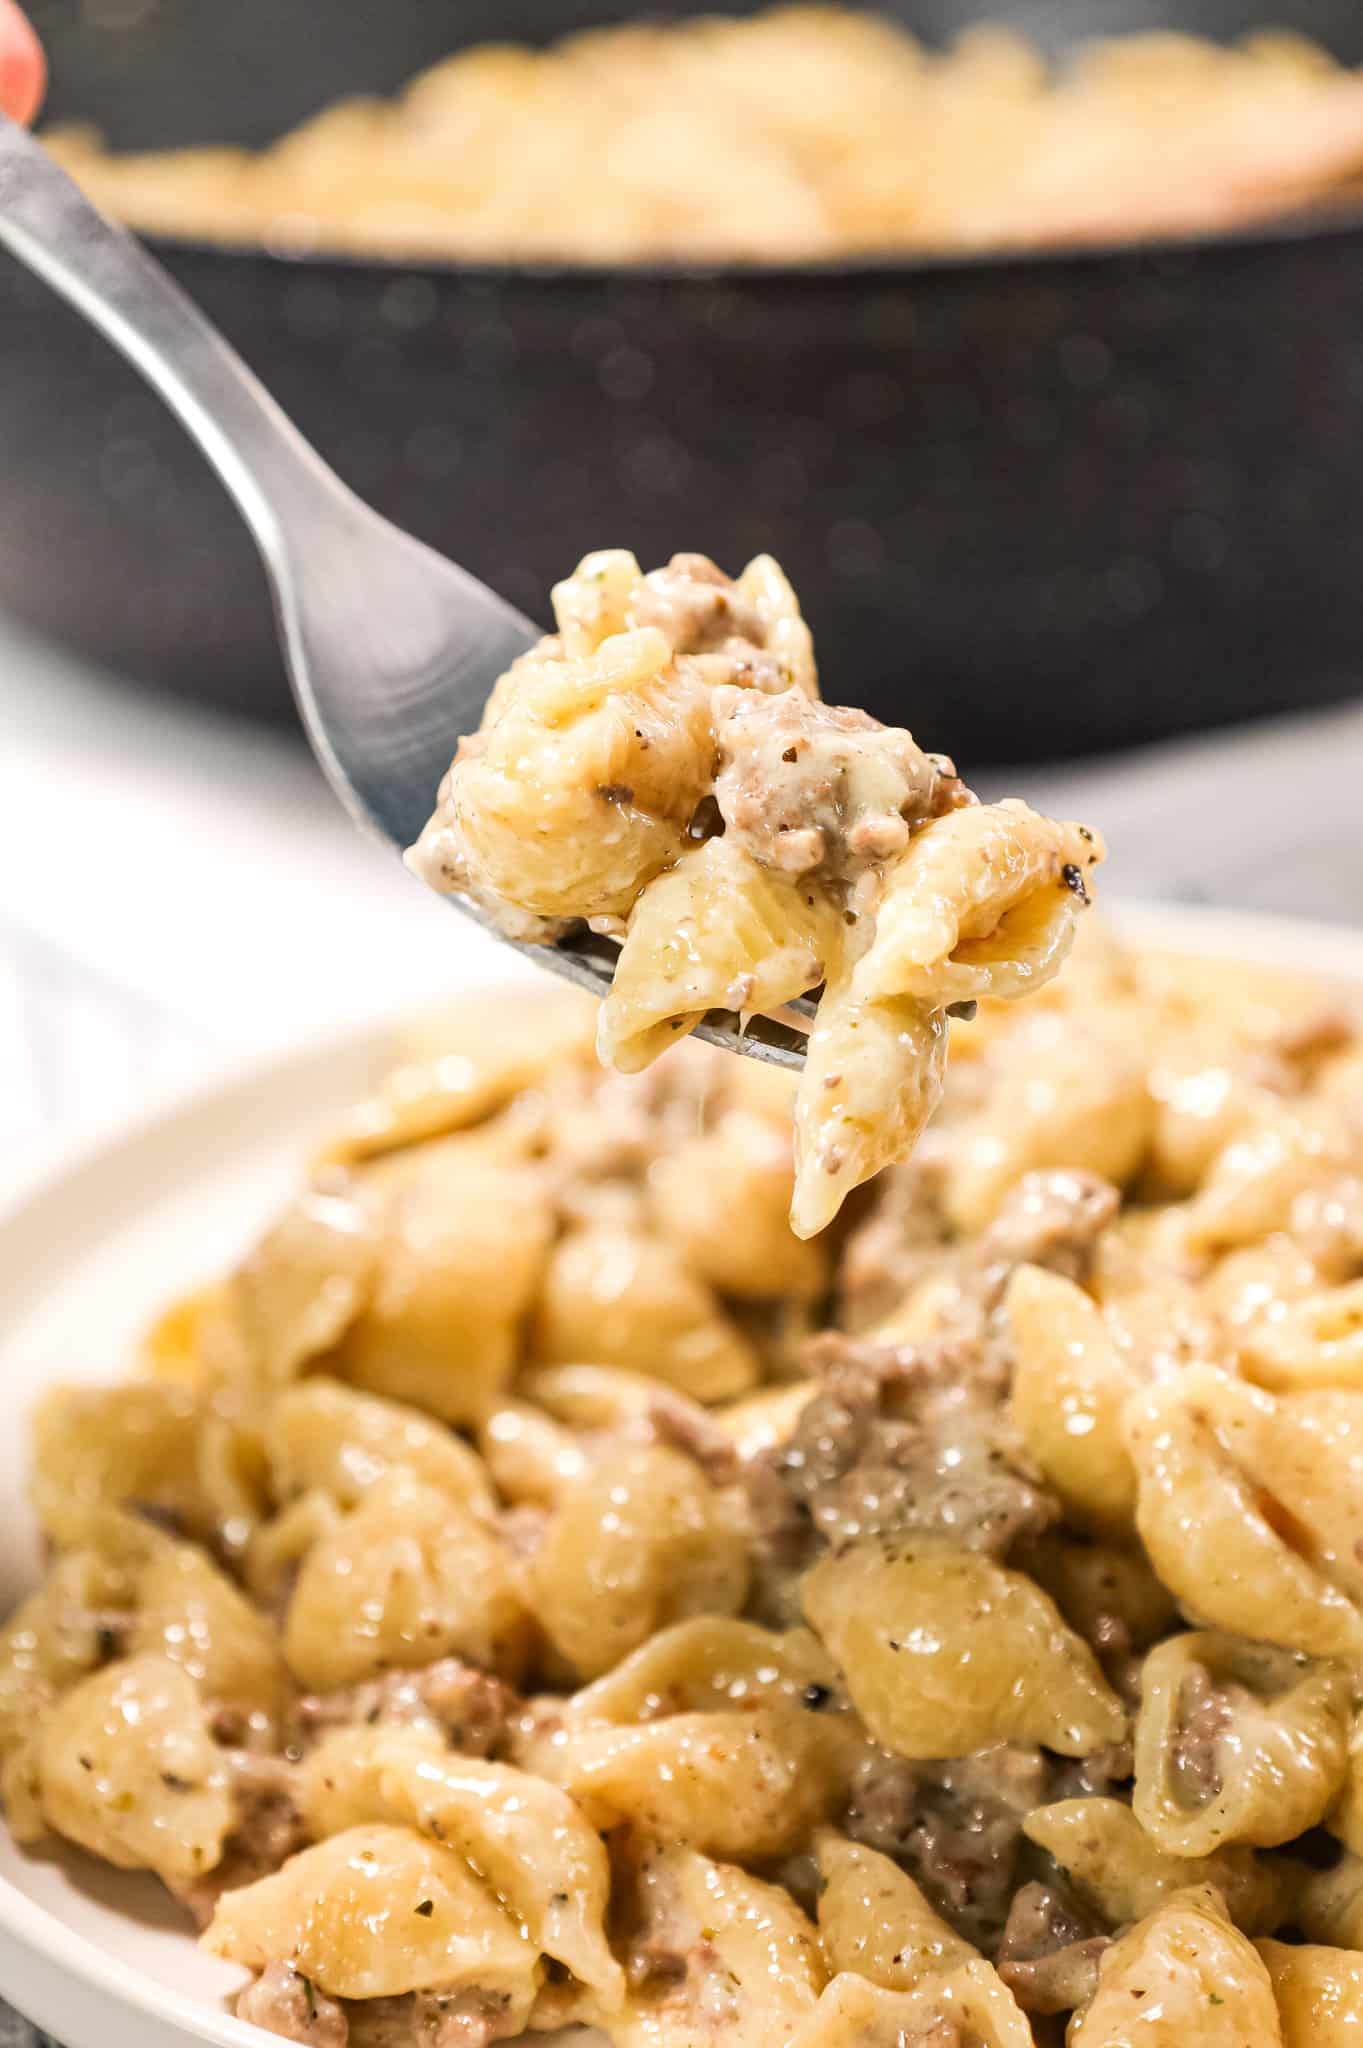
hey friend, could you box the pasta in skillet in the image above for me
[7,925,1363,2047]
[409,547,1103,1233]
[44,9,1363,266]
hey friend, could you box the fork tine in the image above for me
[450,907,809,1067]
[456,909,978,1073]
[453,904,975,1068]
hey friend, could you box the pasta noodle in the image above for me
[1021,1799,1293,1934]
[1132,1631,1350,1854]
[537,1706,846,1859]
[1126,1366,1363,1657]
[525,1444,749,1678]
[599,836,846,1075]
[793,1962,1033,2047]
[5,927,1363,2048]
[36,1655,234,1887]
[30,1382,206,1550]
[297,1728,622,2004]
[1236,1278,1363,1390]
[333,1146,554,1424]
[1005,1263,1139,1540]
[529,1221,759,1400]
[1067,1886,1283,2045]
[815,1832,978,1987]
[411,547,1102,1234]
[1258,1939,1363,2045]
[599,1836,825,2048]
[646,1107,829,1302]
[283,1471,531,1689]
[266,1377,497,1517]
[944,1010,1151,1231]
[801,1545,1127,1760]
[204,1824,542,2010]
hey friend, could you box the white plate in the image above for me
[5,900,1363,2048]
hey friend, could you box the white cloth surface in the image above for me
[0,613,512,1199]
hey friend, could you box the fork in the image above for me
[0,117,816,1066]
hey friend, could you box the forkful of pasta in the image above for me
[0,116,1102,1235]
[406,548,1103,1234]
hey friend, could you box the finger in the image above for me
[0,0,45,125]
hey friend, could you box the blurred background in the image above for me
[6,0,1363,1192]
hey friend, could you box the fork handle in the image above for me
[0,114,346,555]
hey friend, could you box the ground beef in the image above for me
[962,1171,1120,1312]
[627,553,768,657]
[608,1831,744,2026]
[644,1390,740,1486]
[1018,1535,1177,1686]
[229,1750,309,1865]
[737,1738,1030,1948]
[837,1160,953,1333]
[236,1963,348,2048]
[167,1751,309,1927]
[1273,1003,1355,1069]
[759,1846,823,1919]
[843,1748,920,1857]
[548,1054,723,1192]
[713,683,968,883]
[711,640,803,695]
[738,1455,818,1629]
[623,1934,694,1995]
[834,1170,1118,1392]
[1047,1740,1134,1804]
[622,1925,738,2024]
[996,1881,1110,2016]
[761,1335,1056,1557]
[346,1989,525,2048]
[1168,1666,1232,1811]
[900,1746,1049,1952]
[289,1660,515,1757]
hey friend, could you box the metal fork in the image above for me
[0,118,814,1066]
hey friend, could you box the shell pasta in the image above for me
[409,547,1103,1233]
[7,926,1363,2048]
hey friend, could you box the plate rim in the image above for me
[5,894,1363,2048]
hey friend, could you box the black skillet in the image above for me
[5,0,1363,759]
